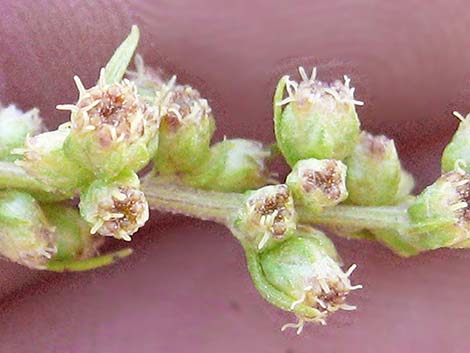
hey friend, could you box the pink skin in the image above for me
[1,1,470,352]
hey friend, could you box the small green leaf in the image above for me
[47,248,133,272]
[103,25,140,84]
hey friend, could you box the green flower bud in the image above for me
[16,129,93,197]
[408,171,470,250]
[79,170,149,241]
[441,111,470,173]
[42,204,102,261]
[286,158,348,213]
[153,78,215,174]
[345,132,401,206]
[0,190,56,269]
[273,67,362,166]
[184,138,272,192]
[244,227,361,334]
[58,72,159,179]
[233,184,297,250]
[0,104,44,161]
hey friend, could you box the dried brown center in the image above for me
[302,162,342,200]
[161,85,204,131]
[101,189,146,237]
[77,83,146,143]
[308,288,348,311]
[251,186,292,237]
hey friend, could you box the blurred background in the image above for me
[1,0,470,352]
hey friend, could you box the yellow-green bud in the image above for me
[441,112,470,173]
[286,158,348,213]
[274,67,362,166]
[184,139,272,192]
[153,78,215,174]
[0,190,56,269]
[79,170,149,241]
[346,132,401,206]
[244,227,361,334]
[233,184,297,250]
[59,73,159,179]
[408,171,470,249]
[0,104,44,161]
[16,129,93,197]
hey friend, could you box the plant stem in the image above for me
[142,176,244,225]
[0,162,414,240]
[297,205,411,231]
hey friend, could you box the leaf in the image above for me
[103,25,140,85]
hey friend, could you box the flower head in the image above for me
[16,129,93,197]
[0,104,44,161]
[0,190,57,269]
[234,184,297,250]
[79,170,149,241]
[244,227,361,334]
[408,170,470,249]
[286,158,348,213]
[184,138,273,192]
[274,67,362,166]
[59,70,159,179]
[345,132,402,206]
[152,76,215,174]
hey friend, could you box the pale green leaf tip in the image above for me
[46,247,133,272]
[103,25,141,85]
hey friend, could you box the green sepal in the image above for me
[42,203,96,261]
[17,129,94,197]
[64,131,150,180]
[242,241,322,320]
[345,132,401,206]
[154,112,215,175]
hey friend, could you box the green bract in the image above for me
[16,128,93,197]
[244,227,360,334]
[153,80,215,174]
[0,104,43,161]
[346,132,402,206]
[59,76,159,179]
[0,190,56,269]
[185,138,271,192]
[79,170,149,241]
[441,112,470,173]
[274,68,362,166]
[286,158,348,213]
[233,184,297,250]
[408,171,470,250]
[42,204,100,261]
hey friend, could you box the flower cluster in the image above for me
[1,25,470,335]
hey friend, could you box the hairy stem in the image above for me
[142,176,244,225]
[0,162,415,243]
[298,205,411,231]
